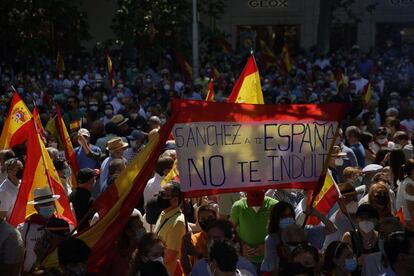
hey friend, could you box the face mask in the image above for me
[358,220,375,233]
[15,168,23,180]
[17,87,24,93]
[117,93,124,100]
[130,140,138,149]
[157,195,171,210]
[252,206,261,213]
[104,109,113,116]
[335,158,344,166]
[377,138,387,144]
[38,205,55,219]
[79,107,87,113]
[345,201,358,214]
[344,257,358,272]
[89,105,98,111]
[163,84,170,91]
[151,256,164,264]
[279,217,295,229]
[160,118,166,125]
[130,113,138,120]
[102,95,108,101]
[376,194,389,206]
[199,218,216,232]
[353,176,363,187]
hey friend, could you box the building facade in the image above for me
[216,0,414,52]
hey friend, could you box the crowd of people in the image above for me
[1,42,414,276]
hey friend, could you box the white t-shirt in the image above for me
[396,177,414,221]
[0,178,19,219]
[143,173,163,205]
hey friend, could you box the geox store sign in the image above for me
[248,0,288,8]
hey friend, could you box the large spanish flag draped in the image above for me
[205,79,215,102]
[361,81,372,104]
[9,119,76,227]
[106,53,116,88]
[42,114,176,272]
[227,54,264,104]
[282,43,293,73]
[0,91,33,149]
[307,170,340,225]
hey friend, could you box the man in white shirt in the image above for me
[143,156,174,205]
[351,72,369,94]
[0,158,23,220]
[0,149,15,184]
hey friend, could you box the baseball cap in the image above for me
[77,168,99,184]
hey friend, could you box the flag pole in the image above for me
[302,124,341,227]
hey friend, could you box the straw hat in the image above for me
[106,137,128,152]
[110,114,129,126]
[28,187,60,205]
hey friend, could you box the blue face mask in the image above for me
[38,205,55,219]
[344,257,357,272]
[279,217,295,229]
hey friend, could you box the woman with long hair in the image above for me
[321,241,357,276]
[389,149,406,189]
[396,158,414,228]
[129,233,168,276]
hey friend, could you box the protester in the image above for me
[231,190,278,270]
[18,187,62,273]
[0,217,24,275]
[154,182,187,275]
[0,158,23,219]
[143,156,174,205]
[75,128,102,170]
[0,149,15,183]
[396,158,414,228]
[129,233,168,276]
[321,241,357,276]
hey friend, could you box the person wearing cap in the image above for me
[17,187,63,273]
[323,183,359,250]
[69,168,98,231]
[370,127,394,154]
[74,128,102,170]
[345,126,366,168]
[124,129,146,163]
[98,137,128,195]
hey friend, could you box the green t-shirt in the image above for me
[230,196,278,263]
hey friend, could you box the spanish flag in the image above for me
[361,81,372,104]
[55,105,79,187]
[160,159,180,187]
[33,105,46,140]
[56,51,65,76]
[9,119,76,227]
[176,53,193,82]
[259,39,277,67]
[106,53,116,88]
[205,79,215,102]
[336,71,348,92]
[42,114,176,272]
[0,91,33,149]
[307,170,340,225]
[227,53,264,104]
[281,43,293,73]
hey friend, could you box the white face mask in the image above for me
[359,220,375,233]
[151,256,164,264]
[345,201,358,214]
[377,138,387,144]
[335,157,344,166]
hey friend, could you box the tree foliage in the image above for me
[111,0,227,61]
[0,0,90,62]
